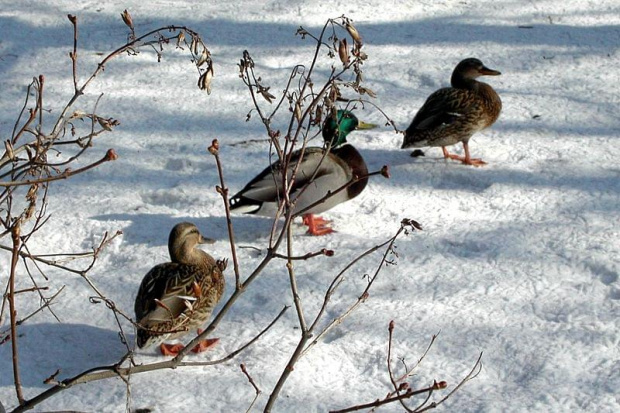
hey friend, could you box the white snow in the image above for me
[1,0,619,412]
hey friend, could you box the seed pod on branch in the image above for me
[196,48,210,67]
[176,31,186,48]
[345,21,363,47]
[120,9,134,30]
[190,35,199,55]
[338,38,349,65]
[294,102,302,122]
[198,64,214,94]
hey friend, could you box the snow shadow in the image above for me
[1,6,618,79]
[92,212,280,246]
[0,323,126,387]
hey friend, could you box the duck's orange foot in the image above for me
[462,158,487,167]
[302,214,334,236]
[441,147,487,167]
[191,338,220,353]
[160,343,185,356]
[159,338,219,355]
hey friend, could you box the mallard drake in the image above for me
[401,58,502,166]
[134,222,227,356]
[230,110,375,235]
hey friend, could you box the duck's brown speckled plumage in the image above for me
[134,222,226,349]
[402,58,502,166]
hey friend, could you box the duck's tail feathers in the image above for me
[229,195,262,214]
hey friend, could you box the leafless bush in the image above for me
[0,10,214,411]
[1,11,481,413]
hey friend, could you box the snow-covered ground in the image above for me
[1,0,619,411]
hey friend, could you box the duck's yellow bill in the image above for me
[356,120,378,130]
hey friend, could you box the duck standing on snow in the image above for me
[401,58,502,166]
[134,222,227,356]
[230,110,376,235]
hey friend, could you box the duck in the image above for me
[134,222,227,356]
[229,110,376,236]
[401,58,502,166]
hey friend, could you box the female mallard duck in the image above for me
[401,58,502,166]
[230,110,375,236]
[134,222,227,356]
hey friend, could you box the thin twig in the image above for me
[241,363,262,413]
[9,224,25,405]
[329,383,445,413]
[303,220,418,356]
[208,139,241,289]
[0,149,117,187]
[387,320,414,412]
[416,353,483,413]
[272,248,334,260]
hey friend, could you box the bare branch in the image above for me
[208,139,241,289]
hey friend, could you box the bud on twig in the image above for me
[208,139,219,155]
[433,380,448,390]
[104,149,118,161]
[380,165,390,179]
[67,14,77,25]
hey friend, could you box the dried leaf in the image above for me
[43,369,61,385]
[97,117,113,131]
[260,87,276,103]
[359,86,377,98]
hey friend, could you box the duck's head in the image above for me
[322,110,376,147]
[168,222,215,261]
[451,58,501,86]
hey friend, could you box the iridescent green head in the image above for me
[322,110,376,148]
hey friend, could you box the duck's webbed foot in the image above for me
[302,214,335,236]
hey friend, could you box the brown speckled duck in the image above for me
[134,222,227,356]
[401,58,502,166]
